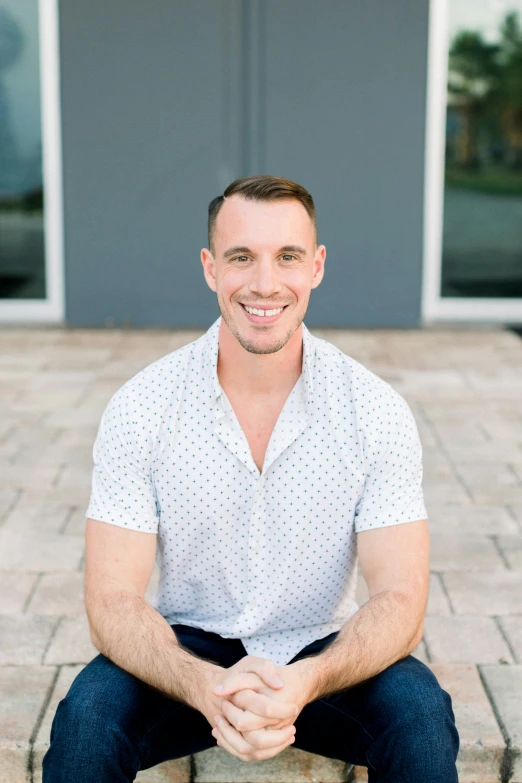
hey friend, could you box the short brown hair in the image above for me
[207,174,317,255]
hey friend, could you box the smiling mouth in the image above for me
[239,303,289,317]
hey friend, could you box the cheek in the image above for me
[282,270,310,297]
[219,269,247,294]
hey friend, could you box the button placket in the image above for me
[250,499,263,553]
[248,478,265,607]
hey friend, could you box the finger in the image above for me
[213,672,271,698]
[221,696,282,732]
[248,733,297,761]
[211,715,256,756]
[215,712,295,754]
[217,729,295,761]
[243,658,285,689]
[212,725,252,761]
[212,724,296,762]
[213,660,284,695]
[228,689,299,723]
[211,726,249,760]
[213,671,272,697]
[243,723,296,751]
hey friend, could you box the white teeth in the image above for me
[244,306,284,317]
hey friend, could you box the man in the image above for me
[43,175,459,782]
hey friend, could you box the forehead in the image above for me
[214,195,314,248]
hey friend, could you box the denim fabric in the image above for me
[42,624,460,782]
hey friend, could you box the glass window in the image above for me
[0,0,45,299]
[442,0,522,298]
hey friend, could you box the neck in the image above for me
[217,319,304,397]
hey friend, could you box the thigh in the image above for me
[140,624,252,767]
[291,653,457,770]
[50,624,249,772]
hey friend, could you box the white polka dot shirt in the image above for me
[86,316,428,666]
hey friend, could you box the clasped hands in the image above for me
[203,655,314,762]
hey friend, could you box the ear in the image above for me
[200,248,217,293]
[311,244,326,290]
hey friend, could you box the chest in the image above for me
[226,396,287,473]
[153,390,366,535]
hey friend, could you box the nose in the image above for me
[248,258,282,298]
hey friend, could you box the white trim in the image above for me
[421,0,448,323]
[421,0,522,325]
[0,0,65,324]
[425,298,522,323]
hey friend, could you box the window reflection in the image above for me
[442,0,522,298]
[0,1,45,300]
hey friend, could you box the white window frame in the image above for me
[421,0,522,325]
[0,0,65,324]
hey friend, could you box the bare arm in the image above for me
[293,518,430,702]
[84,517,222,715]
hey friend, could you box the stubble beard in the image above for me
[218,295,306,355]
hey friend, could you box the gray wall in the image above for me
[59,0,430,328]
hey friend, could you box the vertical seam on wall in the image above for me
[242,0,265,174]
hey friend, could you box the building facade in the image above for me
[1,0,521,328]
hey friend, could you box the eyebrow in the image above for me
[223,245,307,258]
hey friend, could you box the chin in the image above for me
[241,339,286,355]
[241,326,295,355]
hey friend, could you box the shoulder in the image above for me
[310,330,405,407]
[99,335,200,439]
[309,330,417,450]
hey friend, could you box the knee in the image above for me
[49,656,140,749]
[374,657,456,725]
[369,659,460,779]
[387,688,460,781]
[43,659,143,781]
[400,679,458,745]
[52,688,120,743]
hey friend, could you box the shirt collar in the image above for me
[203,315,315,408]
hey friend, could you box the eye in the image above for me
[233,256,249,263]
[281,254,297,262]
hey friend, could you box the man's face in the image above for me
[200,195,326,355]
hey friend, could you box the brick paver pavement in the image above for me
[1,323,521,782]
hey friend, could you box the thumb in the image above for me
[244,659,285,687]
[212,661,284,695]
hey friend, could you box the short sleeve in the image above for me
[85,384,160,533]
[354,393,428,533]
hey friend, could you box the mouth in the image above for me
[239,303,289,324]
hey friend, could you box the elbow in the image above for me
[87,616,101,651]
[85,600,103,651]
[391,588,425,654]
[409,619,425,653]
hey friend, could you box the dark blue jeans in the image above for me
[42,624,460,782]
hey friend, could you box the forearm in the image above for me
[295,589,423,703]
[87,587,221,712]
